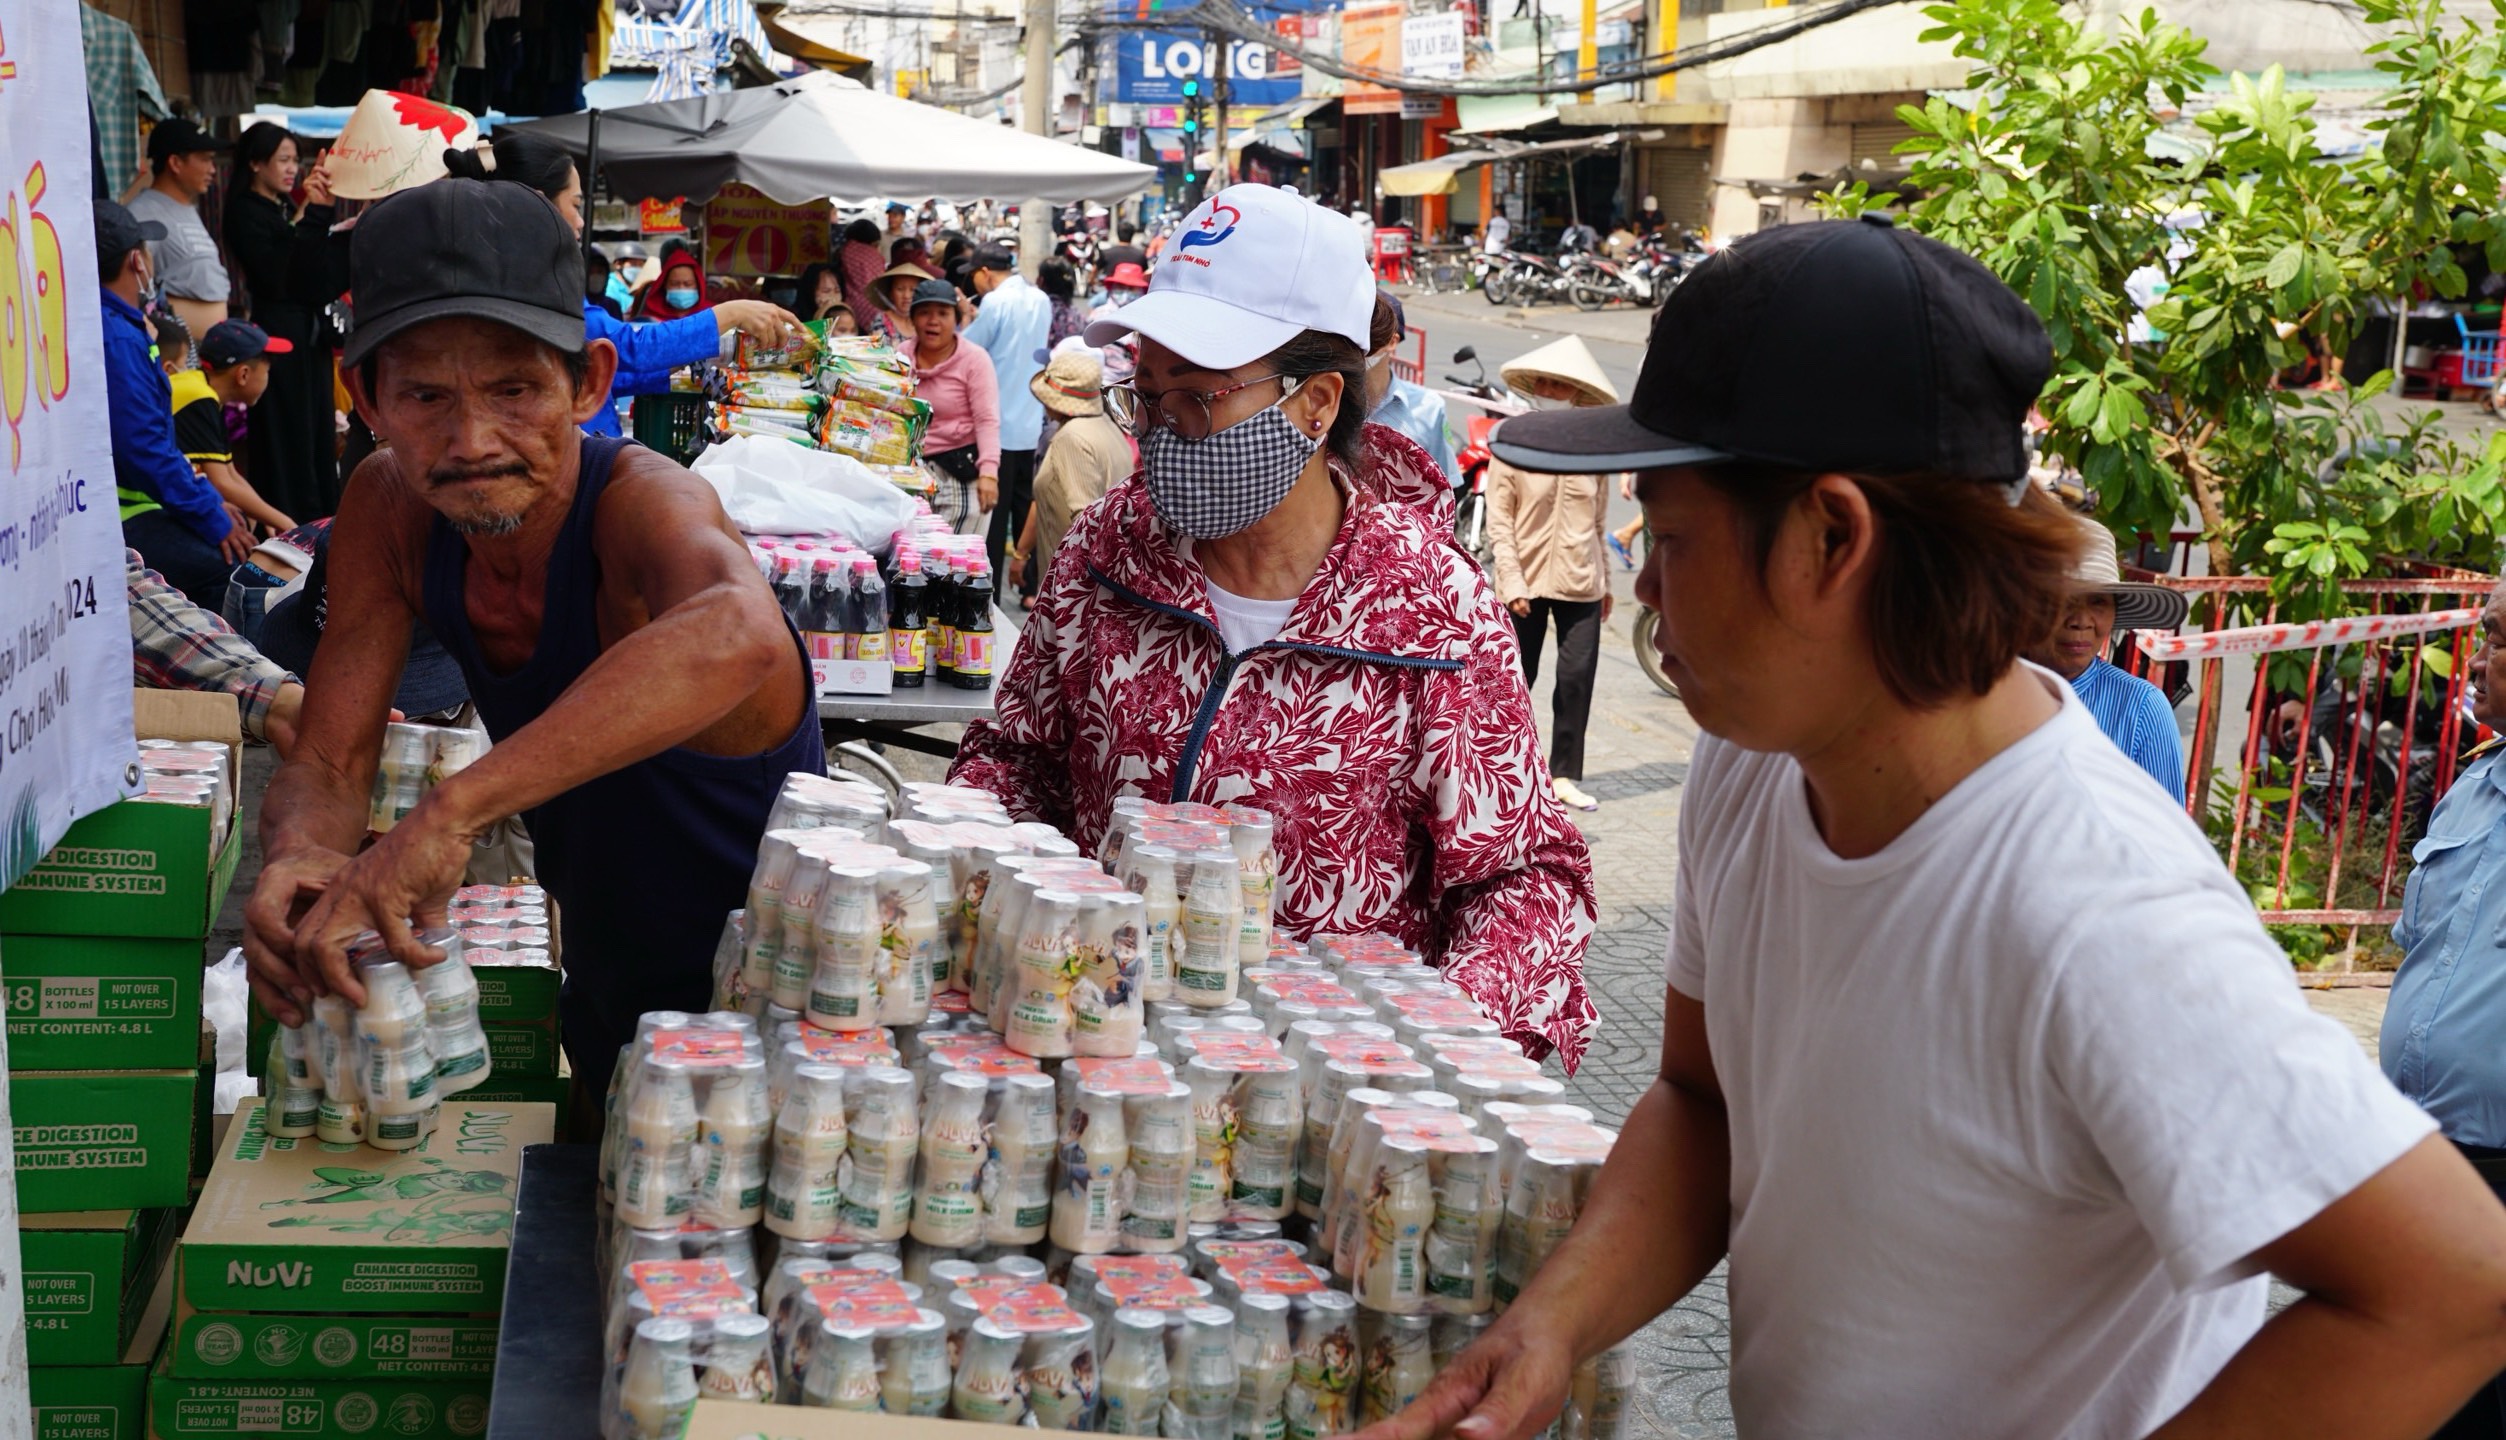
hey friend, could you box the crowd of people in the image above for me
[97,100,2506,1438]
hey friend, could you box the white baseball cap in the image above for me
[1083,184,1373,371]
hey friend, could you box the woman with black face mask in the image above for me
[947,184,1599,1073]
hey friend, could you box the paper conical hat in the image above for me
[1500,335,1618,407]
[328,90,480,200]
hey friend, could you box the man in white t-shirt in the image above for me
[1355,215,2506,1439]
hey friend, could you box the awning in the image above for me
[1255,96,1336,129]
[1380,129,1622,195]
[509,69,1154,205]
[757,8,874,73]
[1453,92,1554,136]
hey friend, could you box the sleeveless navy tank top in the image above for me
[421,436,824,1092]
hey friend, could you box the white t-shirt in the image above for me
[1204,577,1297,655]
[1669,666,2433,1440]
[1485,214,1512,253]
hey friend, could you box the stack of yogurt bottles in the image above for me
[367,719,491,834]
[133,737,238,840]
[260,929,495,1150]
[591,769,1629,1440]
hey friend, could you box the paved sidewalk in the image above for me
[1395,283,1661,353]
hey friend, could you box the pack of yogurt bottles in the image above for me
[133,738,238,840]
[264,925,494,1150]
[594,770,1632,1440]
[367,720,491,834]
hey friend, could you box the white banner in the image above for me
[1401,12,1467,80]
[0,0,138,893]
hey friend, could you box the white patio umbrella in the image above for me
[507,70,1154,207]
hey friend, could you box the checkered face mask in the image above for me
[1139,392,1323,540]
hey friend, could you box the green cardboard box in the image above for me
[0,693,245,941]
[467,949,559,1025]
[178,1099,552,1316]
[3,934,206,1070]
[31,1237,175,1440]
[12,1069,199,1212]
[171,1308,499,1380]
[483,1020,559,1078]
[148,1358,492,1439]
[22,1209,180,1365]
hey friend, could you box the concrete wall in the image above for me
[1705,95,1849,236]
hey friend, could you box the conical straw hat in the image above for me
[328,90,480,200]
[1500,335,1618,407]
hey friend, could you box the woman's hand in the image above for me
[1601,592,1613,623]
[978,474,999,511]
[1349,1315,1577,1440]
[715,299,805,349]
[1508,598,1532,618]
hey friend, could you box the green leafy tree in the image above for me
[1822,0,2506,619]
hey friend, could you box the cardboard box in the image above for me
[170,1306,498,1381]
[147,1357,492,1439]
[467,950,560,1026]
[0,692,243,940]
[3,933,206,1070]
[457,1073,571,1112]
[178,1099,552,1316]
[483,1019,560,1078]
[22,1208,181,1365]
[31,1250,173,1440]
[11,1069,198,1212]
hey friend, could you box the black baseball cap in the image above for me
[971,244,1016,273]
[909,279,960,311]
[342,178,584,368]
[93,199,165,274]
[1493,215,2051,484]
[199,319,294,367]
[147,118,232,161]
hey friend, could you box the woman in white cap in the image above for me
[2024,511,2190,800]
[1485,336,1620,811]
[952,183,1597,1069]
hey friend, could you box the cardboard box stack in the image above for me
[155,1097,554,1439]
[4,692,241,1440]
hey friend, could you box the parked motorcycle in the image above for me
[1439,346,1523,570]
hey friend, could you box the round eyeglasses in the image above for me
[1103,372,1303,439]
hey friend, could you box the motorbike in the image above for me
[1439,346,1522,571]
[1495,249,1574,307]
[1564,250,1654,311]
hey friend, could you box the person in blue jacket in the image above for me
[98,198,247,609]
[442,138,801,437]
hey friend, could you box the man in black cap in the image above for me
[242,178,825,1107]
[99,198,248,608]
[1354,218,2506,1439]
[127,118,233,337]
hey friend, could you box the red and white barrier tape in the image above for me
[2133,607,2484,661]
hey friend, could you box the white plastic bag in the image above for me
[206,947,260,1115]
[692,434,919,548]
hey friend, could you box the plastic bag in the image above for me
[692,434,921,547]
[207,947,260,1115]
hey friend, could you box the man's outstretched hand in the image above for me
[1348,1315,1576,1440]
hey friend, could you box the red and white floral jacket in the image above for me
[952,425,1598,1069]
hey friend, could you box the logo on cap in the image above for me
[1177,204,1241,255]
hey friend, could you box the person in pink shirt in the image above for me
[909,277,1001,523]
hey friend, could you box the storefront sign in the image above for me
[1340,3,1412,115]
[1401,12,1466,80]
[700,183,831,278]
[638,196,690,237]
[1111,33,1303,106]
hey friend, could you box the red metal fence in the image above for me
[2120,576,2492,939]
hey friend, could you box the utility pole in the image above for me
[1018,0,1056,278]
[1213,30,1231,189]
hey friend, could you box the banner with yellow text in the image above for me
[0,0,140,890]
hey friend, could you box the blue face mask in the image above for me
[664,287,700,310]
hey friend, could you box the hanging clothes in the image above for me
[82,3,172,195]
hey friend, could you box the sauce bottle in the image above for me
[890,548,929,688]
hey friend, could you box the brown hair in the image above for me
[1369,293,1397,353]
[1693,463,2084,708]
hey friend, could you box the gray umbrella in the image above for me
[507,70,1154,207]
